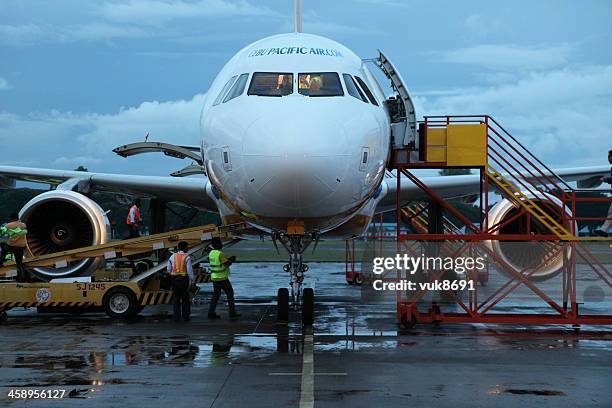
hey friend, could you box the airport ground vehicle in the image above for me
[0,223,243,321]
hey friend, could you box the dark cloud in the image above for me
[0,0,611,173]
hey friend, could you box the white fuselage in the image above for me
[200,33,390,237]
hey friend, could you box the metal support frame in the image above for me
[384,114,611,327]
[277,233,316,304]
[395,239,612,326]
[345,214,385,284]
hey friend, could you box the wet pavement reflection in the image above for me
[0,262,611,407]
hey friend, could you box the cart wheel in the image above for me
[277,288,289,323]
[353,273,363,286]
[102,286,138,319]
[302,288,314,327]
[134,260,153,274]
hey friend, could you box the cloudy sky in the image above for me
[1,0,611,177]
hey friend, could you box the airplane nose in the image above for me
[241,109,351,214]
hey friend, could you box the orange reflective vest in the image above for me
[170,253,188,276]
[125,205,141,225]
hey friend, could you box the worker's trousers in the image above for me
[171,275,191,321]
[127,224,140,239]
[602,203,612,232]
[208,279,236,316]
[0,244,26,282]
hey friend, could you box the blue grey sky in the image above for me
[1,0,611,177]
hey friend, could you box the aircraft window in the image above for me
[223,73,249,103]
[248,73,293,97]
[213,75,237,106]
[298,72,344,97]
[354,76,379,106]
[342,74,368,103]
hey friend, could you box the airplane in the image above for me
[0,3,608,321]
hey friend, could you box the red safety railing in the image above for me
[392,115,612,241]
[381,114,612,327]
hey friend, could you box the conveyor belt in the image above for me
[0,222,245,277]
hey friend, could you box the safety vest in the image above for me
[1,222,27,247]
[170,252,188,276]
[209,249,229,281]
[125,205,141,225]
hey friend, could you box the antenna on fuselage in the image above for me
[294,0,303,33]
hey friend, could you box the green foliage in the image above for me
[439,168,472,176]
[446,199,482,224]
[90,193,221,237]
[0,188,221,236]
[0,188,41,221]
[74,165,88,172]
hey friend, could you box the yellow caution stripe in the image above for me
[138,291,172,305]
[0,301,93,308]
[135,274,210,307]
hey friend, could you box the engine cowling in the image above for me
[487,192,575,281]
[19,190,110,280]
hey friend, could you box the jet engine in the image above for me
[486,192,575,281]
[19,190,110,280]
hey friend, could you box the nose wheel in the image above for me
[302,288,314,326]
[276,286,314,327]
[275,233,316,327]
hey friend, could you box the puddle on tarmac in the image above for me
[17,377,156,387]
[316,339,399,351]
[504,389,566,396]
[0,355,89,370]
[489,386,566,396]
[1,332,310,374]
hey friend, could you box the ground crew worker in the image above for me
[595,149,612,237]
[0,212,28,282]
[208,237,240,319]
[126,199,142,238]
[167,241,193,322]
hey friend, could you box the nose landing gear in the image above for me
[275,233,316,327]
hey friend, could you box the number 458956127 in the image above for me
[8,389,66,399]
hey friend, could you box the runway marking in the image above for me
[299,334,314,408]
[209,366,234,408]
[252,305,269,333]
[268,373,347,376]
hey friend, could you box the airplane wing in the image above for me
[375,165,610,213]
[0,165,217,211]
[0,164,608,217]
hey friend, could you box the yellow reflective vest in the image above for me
[209,249,229,281]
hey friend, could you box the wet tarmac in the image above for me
[1,262,611,407]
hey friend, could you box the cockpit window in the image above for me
[223,73,249,103]
[354,76,379,106]
[298,72,344,97]
[342,74,368,103]
[248,72,293,97]
[213,75,237,106]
